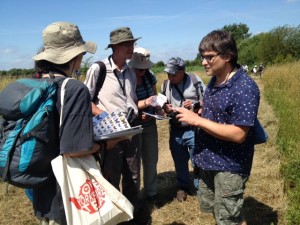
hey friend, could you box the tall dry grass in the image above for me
[0,77,16,90]
[263,61,300,224]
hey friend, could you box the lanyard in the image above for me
[172,74,187,106]
[109,55,127,99]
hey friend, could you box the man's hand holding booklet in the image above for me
[93,109,143,141]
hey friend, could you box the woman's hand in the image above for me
[105,136,129,149]
[145,96,157,107]
[64,143,100,157]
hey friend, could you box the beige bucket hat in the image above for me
[128,47,154,69]
[33,22,97,64]
[106,27,141,49]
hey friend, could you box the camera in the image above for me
[167,111,179,119]
[126,107,137,125]
[193,102,201,112]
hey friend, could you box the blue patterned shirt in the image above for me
[193,68,260,177]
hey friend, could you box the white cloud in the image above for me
[1,48,17,55]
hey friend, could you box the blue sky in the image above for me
[0,0,299,70]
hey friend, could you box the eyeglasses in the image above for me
[134,68,146,72]
[120,41,136,48]
[167,73,177,77]
[200,53,220,62]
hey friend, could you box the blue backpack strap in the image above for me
[0,120,24,181]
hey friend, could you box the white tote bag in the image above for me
[51,155,134,225]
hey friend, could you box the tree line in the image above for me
[0,23,299,77]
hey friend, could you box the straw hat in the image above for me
[106,27,141,49]
[128,47,154,69]
[33,22,97,64]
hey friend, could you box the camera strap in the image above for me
[173,74,187,106]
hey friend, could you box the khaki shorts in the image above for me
[197,170,248,225]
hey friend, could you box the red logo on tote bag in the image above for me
[69,179,106,213]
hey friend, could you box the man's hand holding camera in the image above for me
[172,100,202,126]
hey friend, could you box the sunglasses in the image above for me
[135,68,146,72]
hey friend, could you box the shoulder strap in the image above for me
[189,73,203,100]
[162,79,172,104]
[93,61,107,103]
[162,79,169,95]
[60,78,72,127]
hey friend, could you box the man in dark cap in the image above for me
[161,57,206,202]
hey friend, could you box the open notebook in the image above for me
[93,109,143,141]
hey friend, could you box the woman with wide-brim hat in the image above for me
[128,47,164,205]
[32,21,101,225]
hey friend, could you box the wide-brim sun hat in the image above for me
[33,22,97,64]
[105,27,141,50]
[128,47,154,69]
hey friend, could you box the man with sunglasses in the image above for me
[175,30,260,225]
[84,27,149,224]
[161,57,206,202]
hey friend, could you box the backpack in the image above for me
[92,61,107,103]
[0,77,65,188]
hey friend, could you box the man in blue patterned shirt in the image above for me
[175,30,260,225]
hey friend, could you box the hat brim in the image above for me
[33,41,97,64]
[164,67,178,75]
[128,60,154,70]
[105,37,141,50]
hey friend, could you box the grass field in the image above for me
[1,62,299,224]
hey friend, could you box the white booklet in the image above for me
[142,112,170,120]
[93,109,143,141]
[155,93,168,107]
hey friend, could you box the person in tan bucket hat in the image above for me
[33,21,96,64]
[84,27,152,224]
[128,47,164,205]
[32,21,102,225]
[105,27,141,50]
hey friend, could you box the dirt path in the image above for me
[149,78,286,225]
